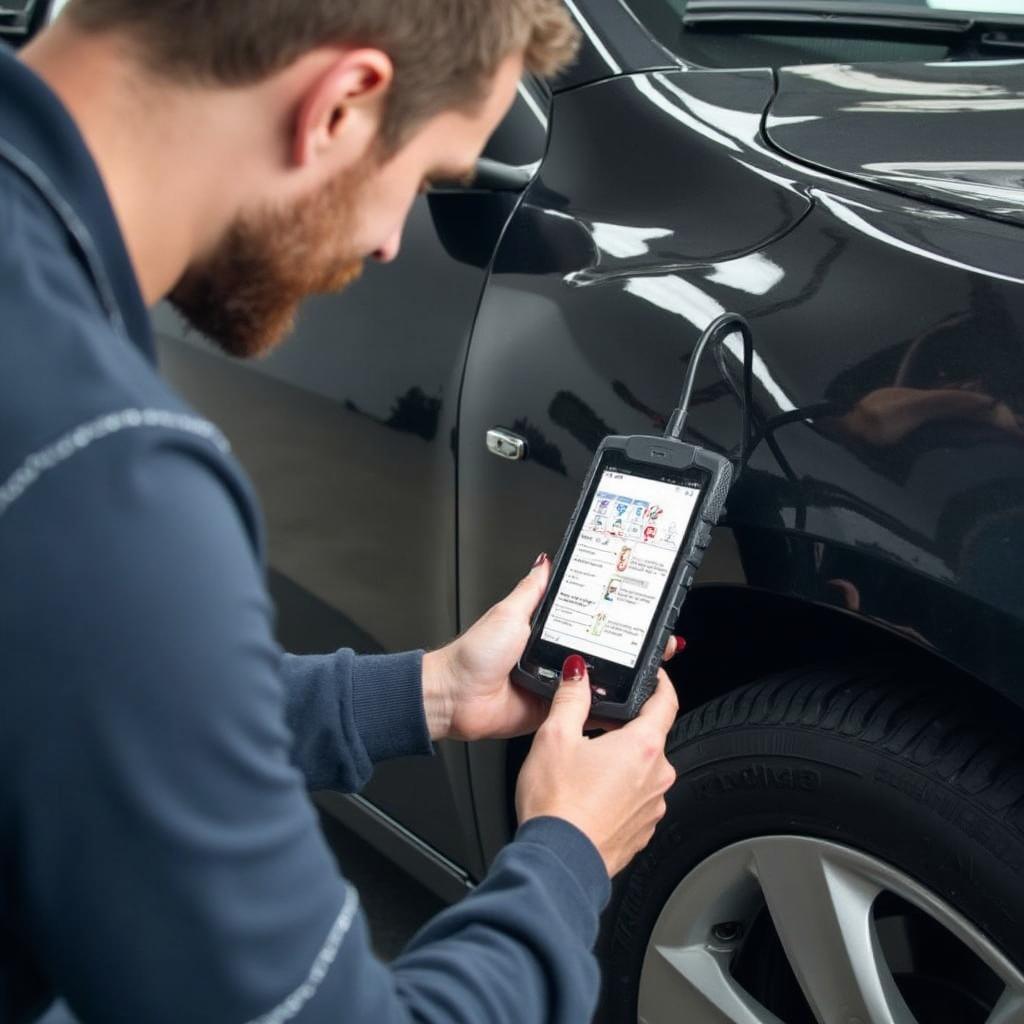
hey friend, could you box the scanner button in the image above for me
[695,523,713,549]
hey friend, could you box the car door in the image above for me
[155,78,551,879]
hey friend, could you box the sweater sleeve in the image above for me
[280,647,433,792]
[6,430,608,1024]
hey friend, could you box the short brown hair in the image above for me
[65,0,579,150]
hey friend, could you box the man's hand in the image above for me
[516,660,680,878]
[422,554,681,742]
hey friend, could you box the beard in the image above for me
[169,164,367,359]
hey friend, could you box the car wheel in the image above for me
[599,665,1024,1023]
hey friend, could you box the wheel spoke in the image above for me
[639,943,784,1024]
[752,838,915,1024]
[988,990,1024,1024]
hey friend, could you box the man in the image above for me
[0,2,680,1021]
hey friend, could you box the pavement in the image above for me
[318,811,446,962]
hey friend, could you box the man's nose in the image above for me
[372,228,403,264]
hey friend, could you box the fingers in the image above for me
[635,670,680,735]
[662,634,686,662]
[500,554,552,622]
[546,653,592,732]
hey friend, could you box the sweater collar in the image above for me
[0,44,154,360]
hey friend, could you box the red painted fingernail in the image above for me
[532,552,548,568]
[673,636,687,656]
[562,654,587,681]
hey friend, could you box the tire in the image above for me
[598,664,1024,1023]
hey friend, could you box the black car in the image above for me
[14,1,1024,1020]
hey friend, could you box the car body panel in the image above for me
[457,68,1024,750]
[550,0,679,91]
[767,59,1024,226]
[456,68,810,624]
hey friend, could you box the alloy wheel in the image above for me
[638,836,1024,1024]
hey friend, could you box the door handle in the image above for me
[486,428,527,461]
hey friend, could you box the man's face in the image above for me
[170,54,523,359]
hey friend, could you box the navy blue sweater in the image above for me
[0,46,609,1024]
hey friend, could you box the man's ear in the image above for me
[292,49,394,169]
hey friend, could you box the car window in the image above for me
[481,77,551,169]
[623,0,1024,68]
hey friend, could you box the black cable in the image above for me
[665,313,755,479]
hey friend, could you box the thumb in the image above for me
[501,553,551,621]
[547,654,591,730]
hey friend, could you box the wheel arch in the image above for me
[672,583,1007,717]
[502,543,1024,844]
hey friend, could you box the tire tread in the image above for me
[668,663,1024,820]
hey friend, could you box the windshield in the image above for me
[624,0,1024,69]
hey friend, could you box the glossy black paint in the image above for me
[150,3,1024,886]
[549,0,678,91]
[459,65,1024,735]
[768,59,1024,226]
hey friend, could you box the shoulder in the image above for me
[1,417,276,723]
[0,174,262,552]
[0,159,78,280]
[1,401,262,561]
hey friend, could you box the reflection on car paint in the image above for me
[769,60,1024,225]
[459,63,1024,710]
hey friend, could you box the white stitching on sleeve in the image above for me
[0,409,231,520]
[246,884,361,1024]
